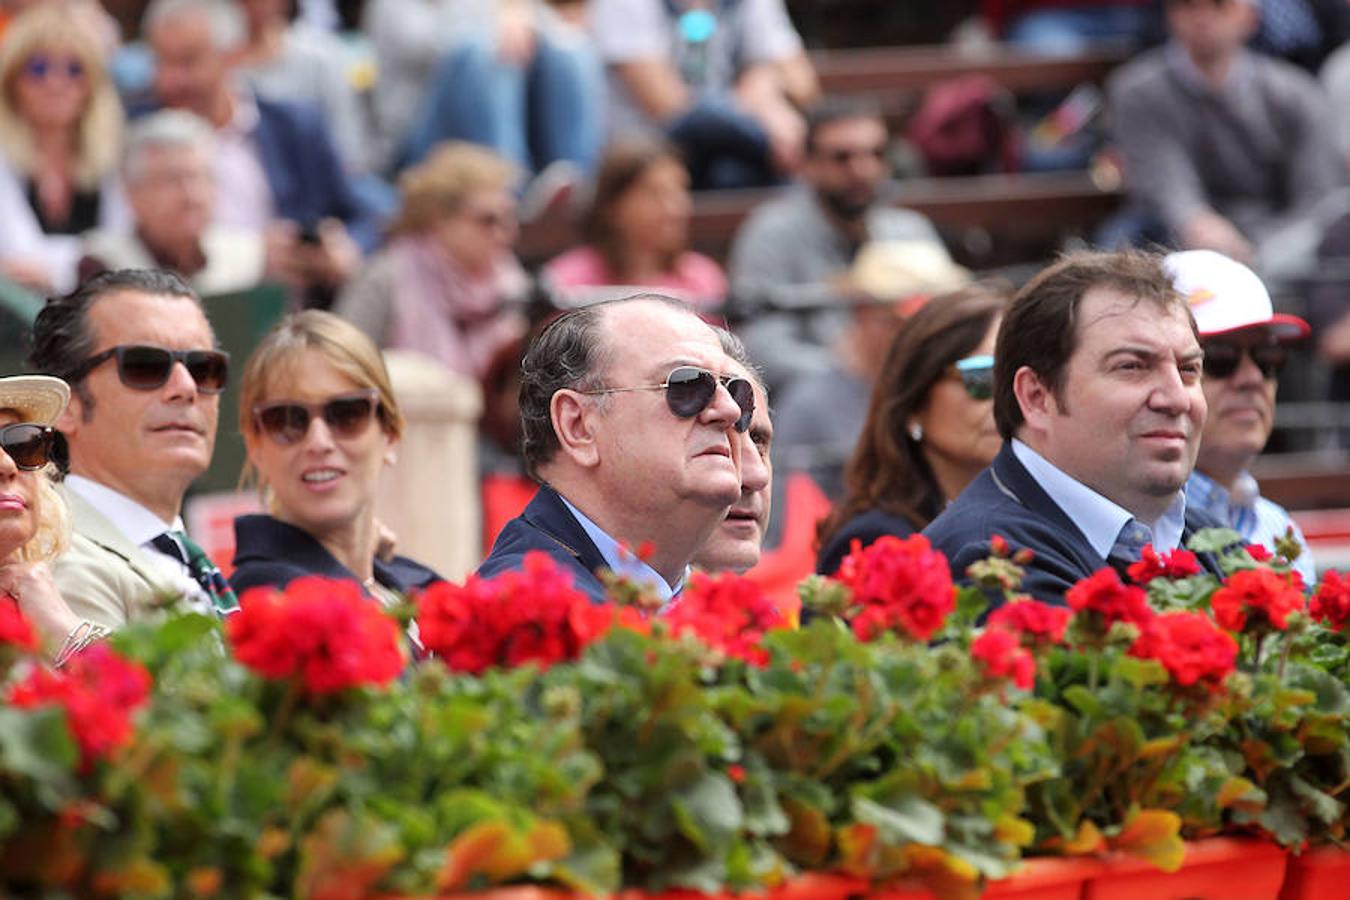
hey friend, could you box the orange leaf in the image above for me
[836,822,878,875]
[1112,809,1184,872]
[1062,820,1105,856]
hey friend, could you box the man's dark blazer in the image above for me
[921,443,1226,607]
[475,485,610,602]
[229,514,442,596]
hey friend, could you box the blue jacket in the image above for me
[922,443,1226,607]
[229,514,442,597]
[476,485,610,602]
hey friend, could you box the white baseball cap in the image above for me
[1163,249,1309,341]
[0,375,70,425]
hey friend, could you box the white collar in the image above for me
[64,474,182,545]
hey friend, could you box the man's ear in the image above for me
[1012,365,1058,435]
[56,391,84,437]
[550,389,601,469]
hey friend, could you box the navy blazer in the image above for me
[921,443,1226,607]
[229,514,442,597]
[476,485,610,602]
[816,509,919,576]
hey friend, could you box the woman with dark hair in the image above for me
[816,285,1010,574]
[542,137,725,315]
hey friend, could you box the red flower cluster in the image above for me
[971,628,1036,690]
[0,595,37,652]
[835,535,956,642]
[1065,569,1154,631]
[8,643,151,771]
[1310,570,1350,633]
[663,571,783,666]
[1127,544,1202,585]
[987,598,1071,647]
[417,552,622,675]
[1130,611,1238,693]
[1209,568,1305,634]
[227,576,405,694]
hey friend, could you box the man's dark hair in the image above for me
[29,269,204,414]
[518,293,695,481]
[993,249,1191,441]
[804,96,886,156]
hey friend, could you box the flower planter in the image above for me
[1083,838,1287,900]
[1278,846,1350,900]
[983,857,1105,900]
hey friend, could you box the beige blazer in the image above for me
[52,487,186,631]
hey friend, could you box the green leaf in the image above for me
[0,707,78,784]
[671,772,743,851]
[1114,656,1169,690]
[1061,685,1103,717]
[1186,527,1243,554]
[851,795,945,846]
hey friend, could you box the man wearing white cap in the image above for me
[1165,249,1316,584]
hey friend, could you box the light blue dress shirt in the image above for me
[1185,470,1316,584]
[559,496,684,604]
[1012,439,1187,559]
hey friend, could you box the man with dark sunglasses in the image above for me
[478,294,751,603]
[1167,250,1316,584]
[29,269,235,630]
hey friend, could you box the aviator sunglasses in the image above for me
[253,390,383,445]
[954,354,995,400]
[580,366,756,432]
[68,344,230,394]
[0,423,55,470]
[1202,341,1287,381]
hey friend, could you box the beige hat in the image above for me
[843,240,972,307]
[1163,249,1309,341]
[0,375,70,425]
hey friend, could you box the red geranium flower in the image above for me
[227,576,405,694]
[835,535,956,642]
[1065,568,1155,631]
[1130,611,1237,693]
[1248,544,1273,562]
[1209,568,1305,634]
[8,643,151,771]
[1310,570,1350,633]
[1127,544,1202,584]
[987,598,1071,647]
[663,571,783,666]
[0,596,37,652]
[417,552,622,675]
[971,628,1036,690]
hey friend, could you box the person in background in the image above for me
[230,0,372,175]
[80,110,269,295]
[478,294,754,602]
[230,309,441,597]
[815,286,1008,575]
[692,328,772,574]
[143,0,380,304]
[1106,0,1343,272]
[334,141,528,382]
[29,269,236,629]
[0,4,127,293]
[543,137,726,316]
[727,98,951,390]
[590,0,818,190]
[772,240,974,502]
[366,0,601,188]
[1166,249,1316,584]
[0,374,91,660]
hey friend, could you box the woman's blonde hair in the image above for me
[237,310,405,492]
[13,467,70,564]
[390,141,519,236]
[0,2,123,186]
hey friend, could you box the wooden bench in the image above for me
[517,170,1123,268]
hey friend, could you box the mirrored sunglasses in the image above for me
[1202,342,1287,380]
[954,354,995,400]
[68,344,230,394]
[252,390,382,445]
[581,365,755,433]
[0,423,55,470]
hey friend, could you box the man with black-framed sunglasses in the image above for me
[478,294,752,603]
[28,268,235,631]
[1167,250,1316,583]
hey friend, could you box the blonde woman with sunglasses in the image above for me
[231,310,442,601]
